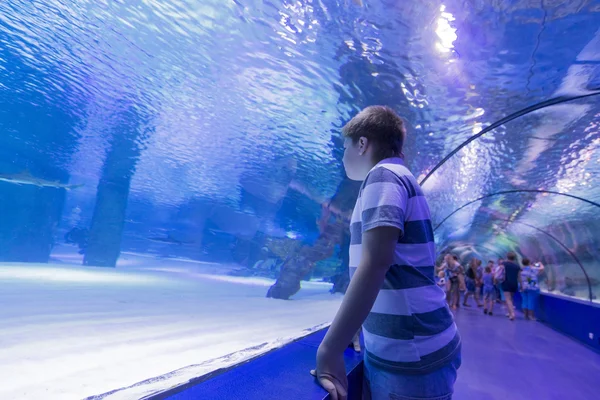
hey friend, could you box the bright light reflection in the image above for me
[0,265,160,285]
[286,231,300,239]
[435,5,457,53]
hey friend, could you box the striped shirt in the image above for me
[349,158,461,374]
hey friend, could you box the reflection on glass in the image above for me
[435,5,457,54]
[1,0,599,398]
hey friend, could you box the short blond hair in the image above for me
[342,106,406,161]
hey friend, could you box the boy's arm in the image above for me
[321,225,399,353]
[311,226,399,400]
[535,262,545,273]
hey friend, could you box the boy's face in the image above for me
[342,137,369,181]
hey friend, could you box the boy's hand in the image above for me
[310,345,348,400]
[351,330,361,352]
[309,226,398,400]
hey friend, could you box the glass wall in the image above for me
[1,0,599,398]
[430,98,600,303]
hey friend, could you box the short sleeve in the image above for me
[360,167,408,234]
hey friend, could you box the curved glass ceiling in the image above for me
[0,0,599,397]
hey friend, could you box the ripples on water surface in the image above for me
[1,0,600,396]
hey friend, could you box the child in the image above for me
[483,265,495,315]
[521,258,544,320]
[311,106,460,400]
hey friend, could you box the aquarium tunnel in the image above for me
[1,1,600,399]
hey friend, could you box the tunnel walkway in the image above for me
[452,305,600,400]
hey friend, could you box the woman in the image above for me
[501,252,522,321]
[521,259,545,320]
[463,258,483,307]
[445,254,461,310]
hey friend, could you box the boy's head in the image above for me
[522,258,531,266]
[342,106,407,181]
[485,265,492,273]
[506,252,517,262]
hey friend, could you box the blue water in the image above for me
[0,0,600,396]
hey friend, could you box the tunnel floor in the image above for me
[452,305,600,400]
[0,260,342,399]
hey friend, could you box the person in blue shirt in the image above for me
[521,258,545,321]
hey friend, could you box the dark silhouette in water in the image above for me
[329,230,352,294]
[265,49,415,299]
[64,227,89,255]
[266,178,359,300]
[0,40,82,263]
[84,106,148,267]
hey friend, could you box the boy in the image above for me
[311,106,461,400]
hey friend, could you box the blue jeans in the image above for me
[521,289,539,310]
[362,355,461,400]
[495,283,505,301]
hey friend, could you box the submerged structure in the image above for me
[0,1,599,399]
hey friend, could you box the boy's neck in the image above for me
[375,156,404,166]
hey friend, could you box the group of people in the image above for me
[437,251,545,321]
